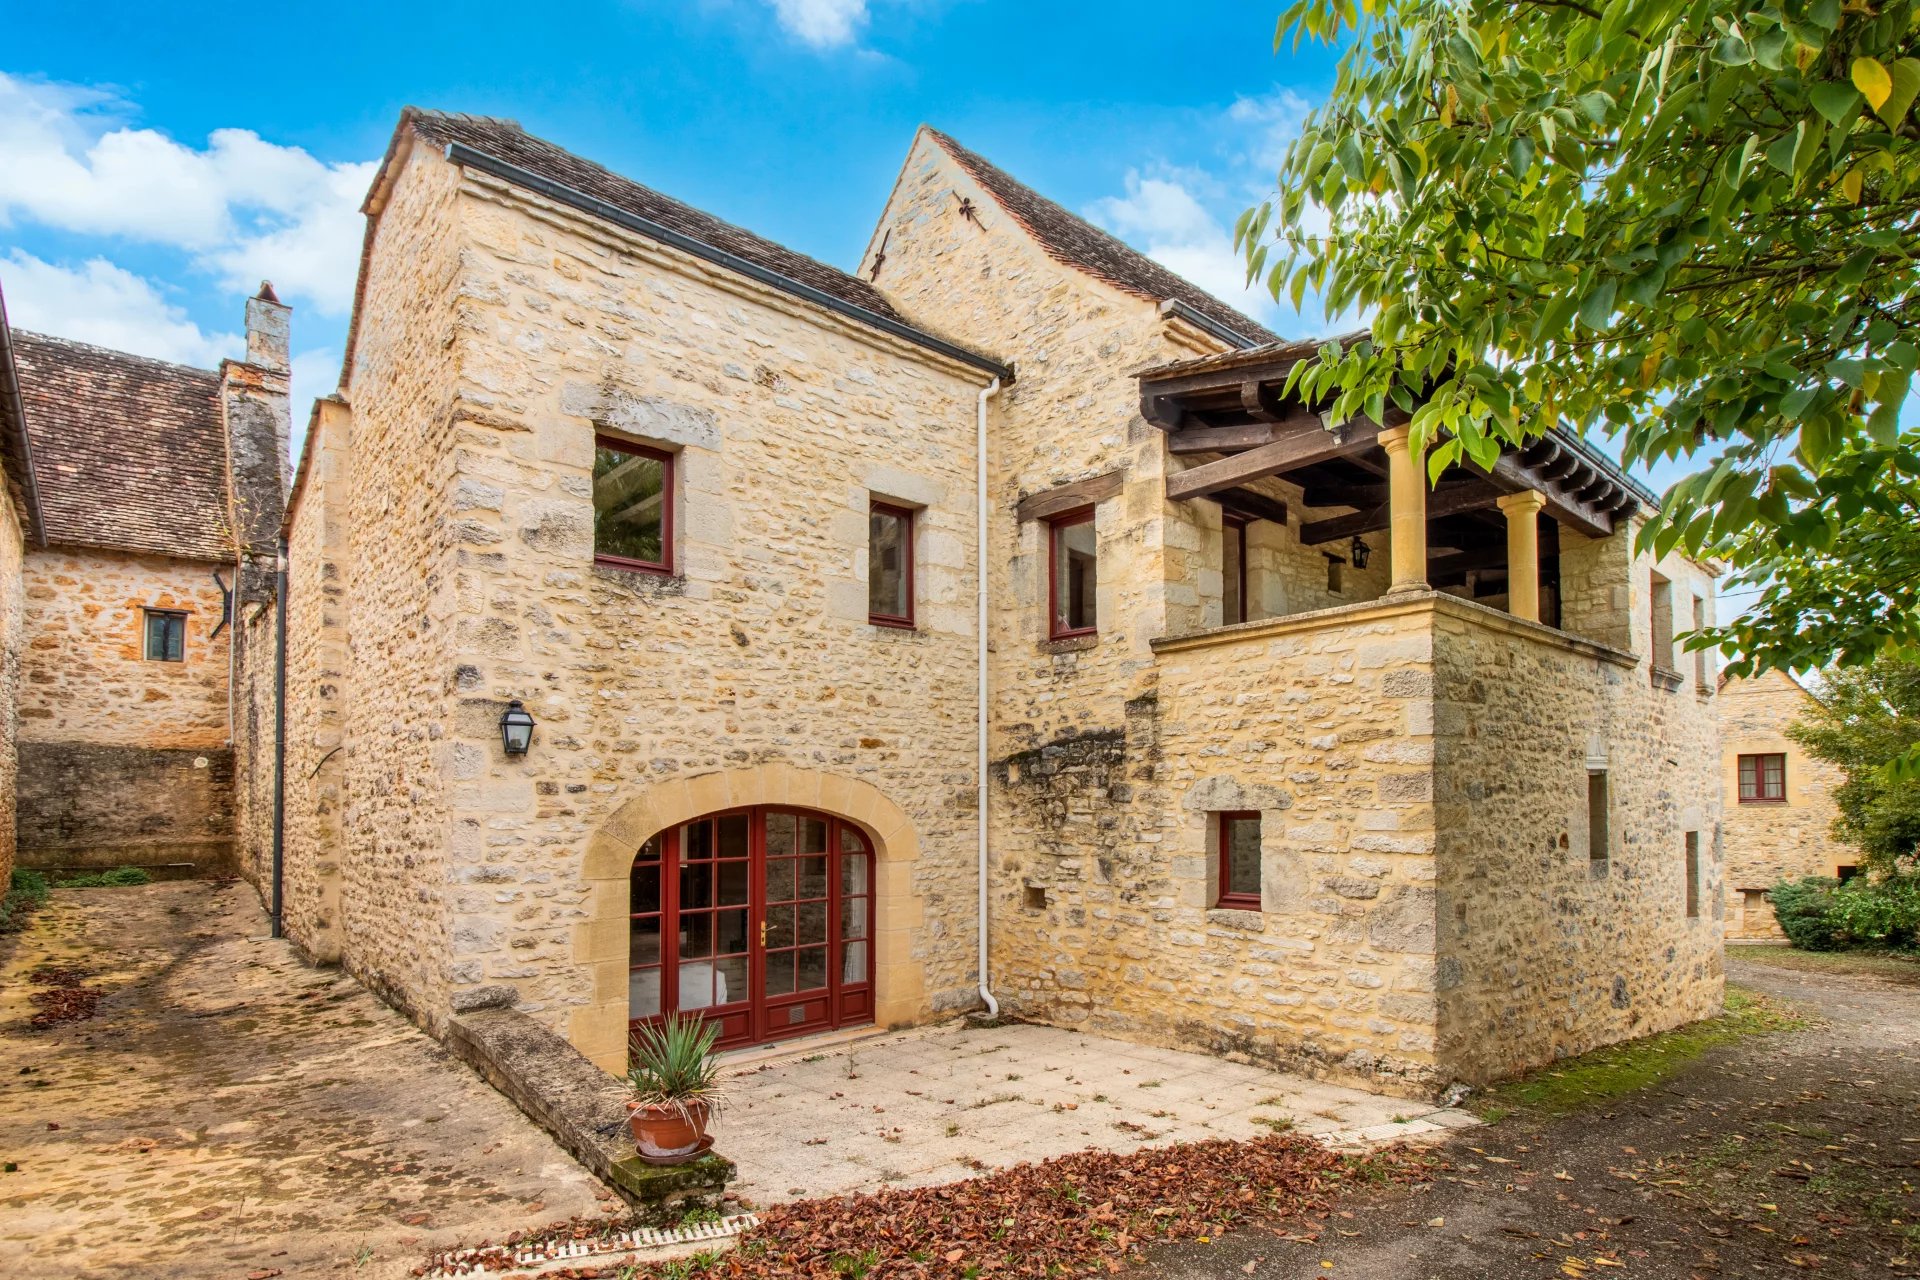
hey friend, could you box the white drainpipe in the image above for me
[976,377,1002,1017]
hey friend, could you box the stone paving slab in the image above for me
[716,1020,1472,1207]
[0,882,608,1280]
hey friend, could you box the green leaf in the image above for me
[1808,81,1862,125]
[1877,58,1920,127]
[1578,277,1618,331]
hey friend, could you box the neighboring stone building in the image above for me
[267,109,1723,1099]
[0,290,48,892]
[2,289,290,878]
[1718,670,1852,938]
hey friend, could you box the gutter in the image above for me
[1157,298,1262,353]
[270,538,289,938]
[976,376,1002,1018]
[442,142,1013,383]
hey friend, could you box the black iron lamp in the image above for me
[499,699,536,757]
[1349,537,1372,570]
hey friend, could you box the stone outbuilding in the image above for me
[0,286,290,879]
[1717,670,1852,938]
[262,109,1725,1100]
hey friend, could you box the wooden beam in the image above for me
[1166,417,1387,502]
[1479,452,1616,539]
[1140,393,1189,431]
[1166,417,1319,455]
[1298,479,1504,544]
[1239,380,1290,423]
[1299,483,1387,509]
[1211,487,1290,525]
[1016,469,1126,522]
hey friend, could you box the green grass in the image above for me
[55,867,152,889]
[0,869,51,932]
[1476,984,1808,1118]
[1728,943,1920,981]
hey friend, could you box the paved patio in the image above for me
[718,1020,1474,1206]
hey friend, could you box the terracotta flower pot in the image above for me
[626,1098,711,1161]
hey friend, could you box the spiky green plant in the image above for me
[626,1012,726,1118]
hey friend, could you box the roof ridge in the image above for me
[920,127,1280,346]
[11,330,224,383]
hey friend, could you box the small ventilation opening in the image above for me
[1023,885,1048,911]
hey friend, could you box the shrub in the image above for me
[1771,873,1920,951]
[1770,876,1843,950]
[57,867,153,889]
[0,869,51,933]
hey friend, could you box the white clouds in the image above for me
[1,251,241,368]
[0,73,375,317]
[1084,87,1346,337]
[765,0,869,47]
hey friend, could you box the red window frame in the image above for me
[1047,506,1098,640]
[1737,752,1786,803]
[1217,811,1262,910]
[867,501,916,629]
[1223,513,1250,625]
[593,435,675,576]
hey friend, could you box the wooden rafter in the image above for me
[1298,478,1505,544]
[1165,418,1388,502]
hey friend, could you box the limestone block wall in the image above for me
[18,547,231,749]
[1431,582,1723,1086]
[292,142,470,1024]
[992,600,1448,1095]
[0,479,23,888]
[286,138,998,1069]
[14,545,234,873]
[1718,671,1849,938]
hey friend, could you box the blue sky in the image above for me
[1,0,1332,423]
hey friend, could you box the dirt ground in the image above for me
[0,881,609,1279]
[1141,948,1920,1279]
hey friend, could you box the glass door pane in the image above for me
[764,812,832,1002]
[675,817,750,1012]
[629,834,665,1020]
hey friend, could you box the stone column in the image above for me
[1378,425,1428,592]
[1497,489,1549,622]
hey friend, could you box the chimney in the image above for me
[246,280,291,373]
[222,282,294,607]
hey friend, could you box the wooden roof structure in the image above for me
[1138,337,1649,545]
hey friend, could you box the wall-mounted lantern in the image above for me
[1350,537,1372,570]
[500,699,536,757]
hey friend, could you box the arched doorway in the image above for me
[629,806,875,1051]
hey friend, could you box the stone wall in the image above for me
[15,545,235,874]
[0,476,23,888]
[18,547,231,748]
[16,741,235,874]
[1429,573,1723,1086]
[1718,671,1850,938]
[284,135,995,1070]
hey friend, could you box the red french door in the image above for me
[628,806,874,1052]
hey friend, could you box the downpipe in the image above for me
[976,377,1001,1017]
[270,539,288,938]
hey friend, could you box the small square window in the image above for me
[143,610,186,662]
[1217,812,1262,910]
[1048,507,1097,638]
[868,501,914,628]
[1737,752,1786,803]
[592,436,673,573]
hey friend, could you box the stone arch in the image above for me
[568,763,926,1074]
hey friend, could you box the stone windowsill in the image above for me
[1650,665,1685,692]
[1206,908,1265,932]
[1042,632,1099,655]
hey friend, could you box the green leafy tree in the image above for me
[1789,656,1920,870]
[1245,0,1920,674]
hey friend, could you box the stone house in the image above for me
[0,286,290,879]
[267,108,1723,1099]
[1717,670,1851,938]
[0,289,47,892]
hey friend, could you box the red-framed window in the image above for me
[1217,811,1262,910]
[868,501,915,628]
[1737,752,1786,803]
[1048,506,1098,639]
[592,435,674,574]
[1223,514,1249,625]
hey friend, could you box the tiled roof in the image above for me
[10,331,232,561]
[0,290,46,545]
[405,110,912,325]
[923,129,1282,347]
